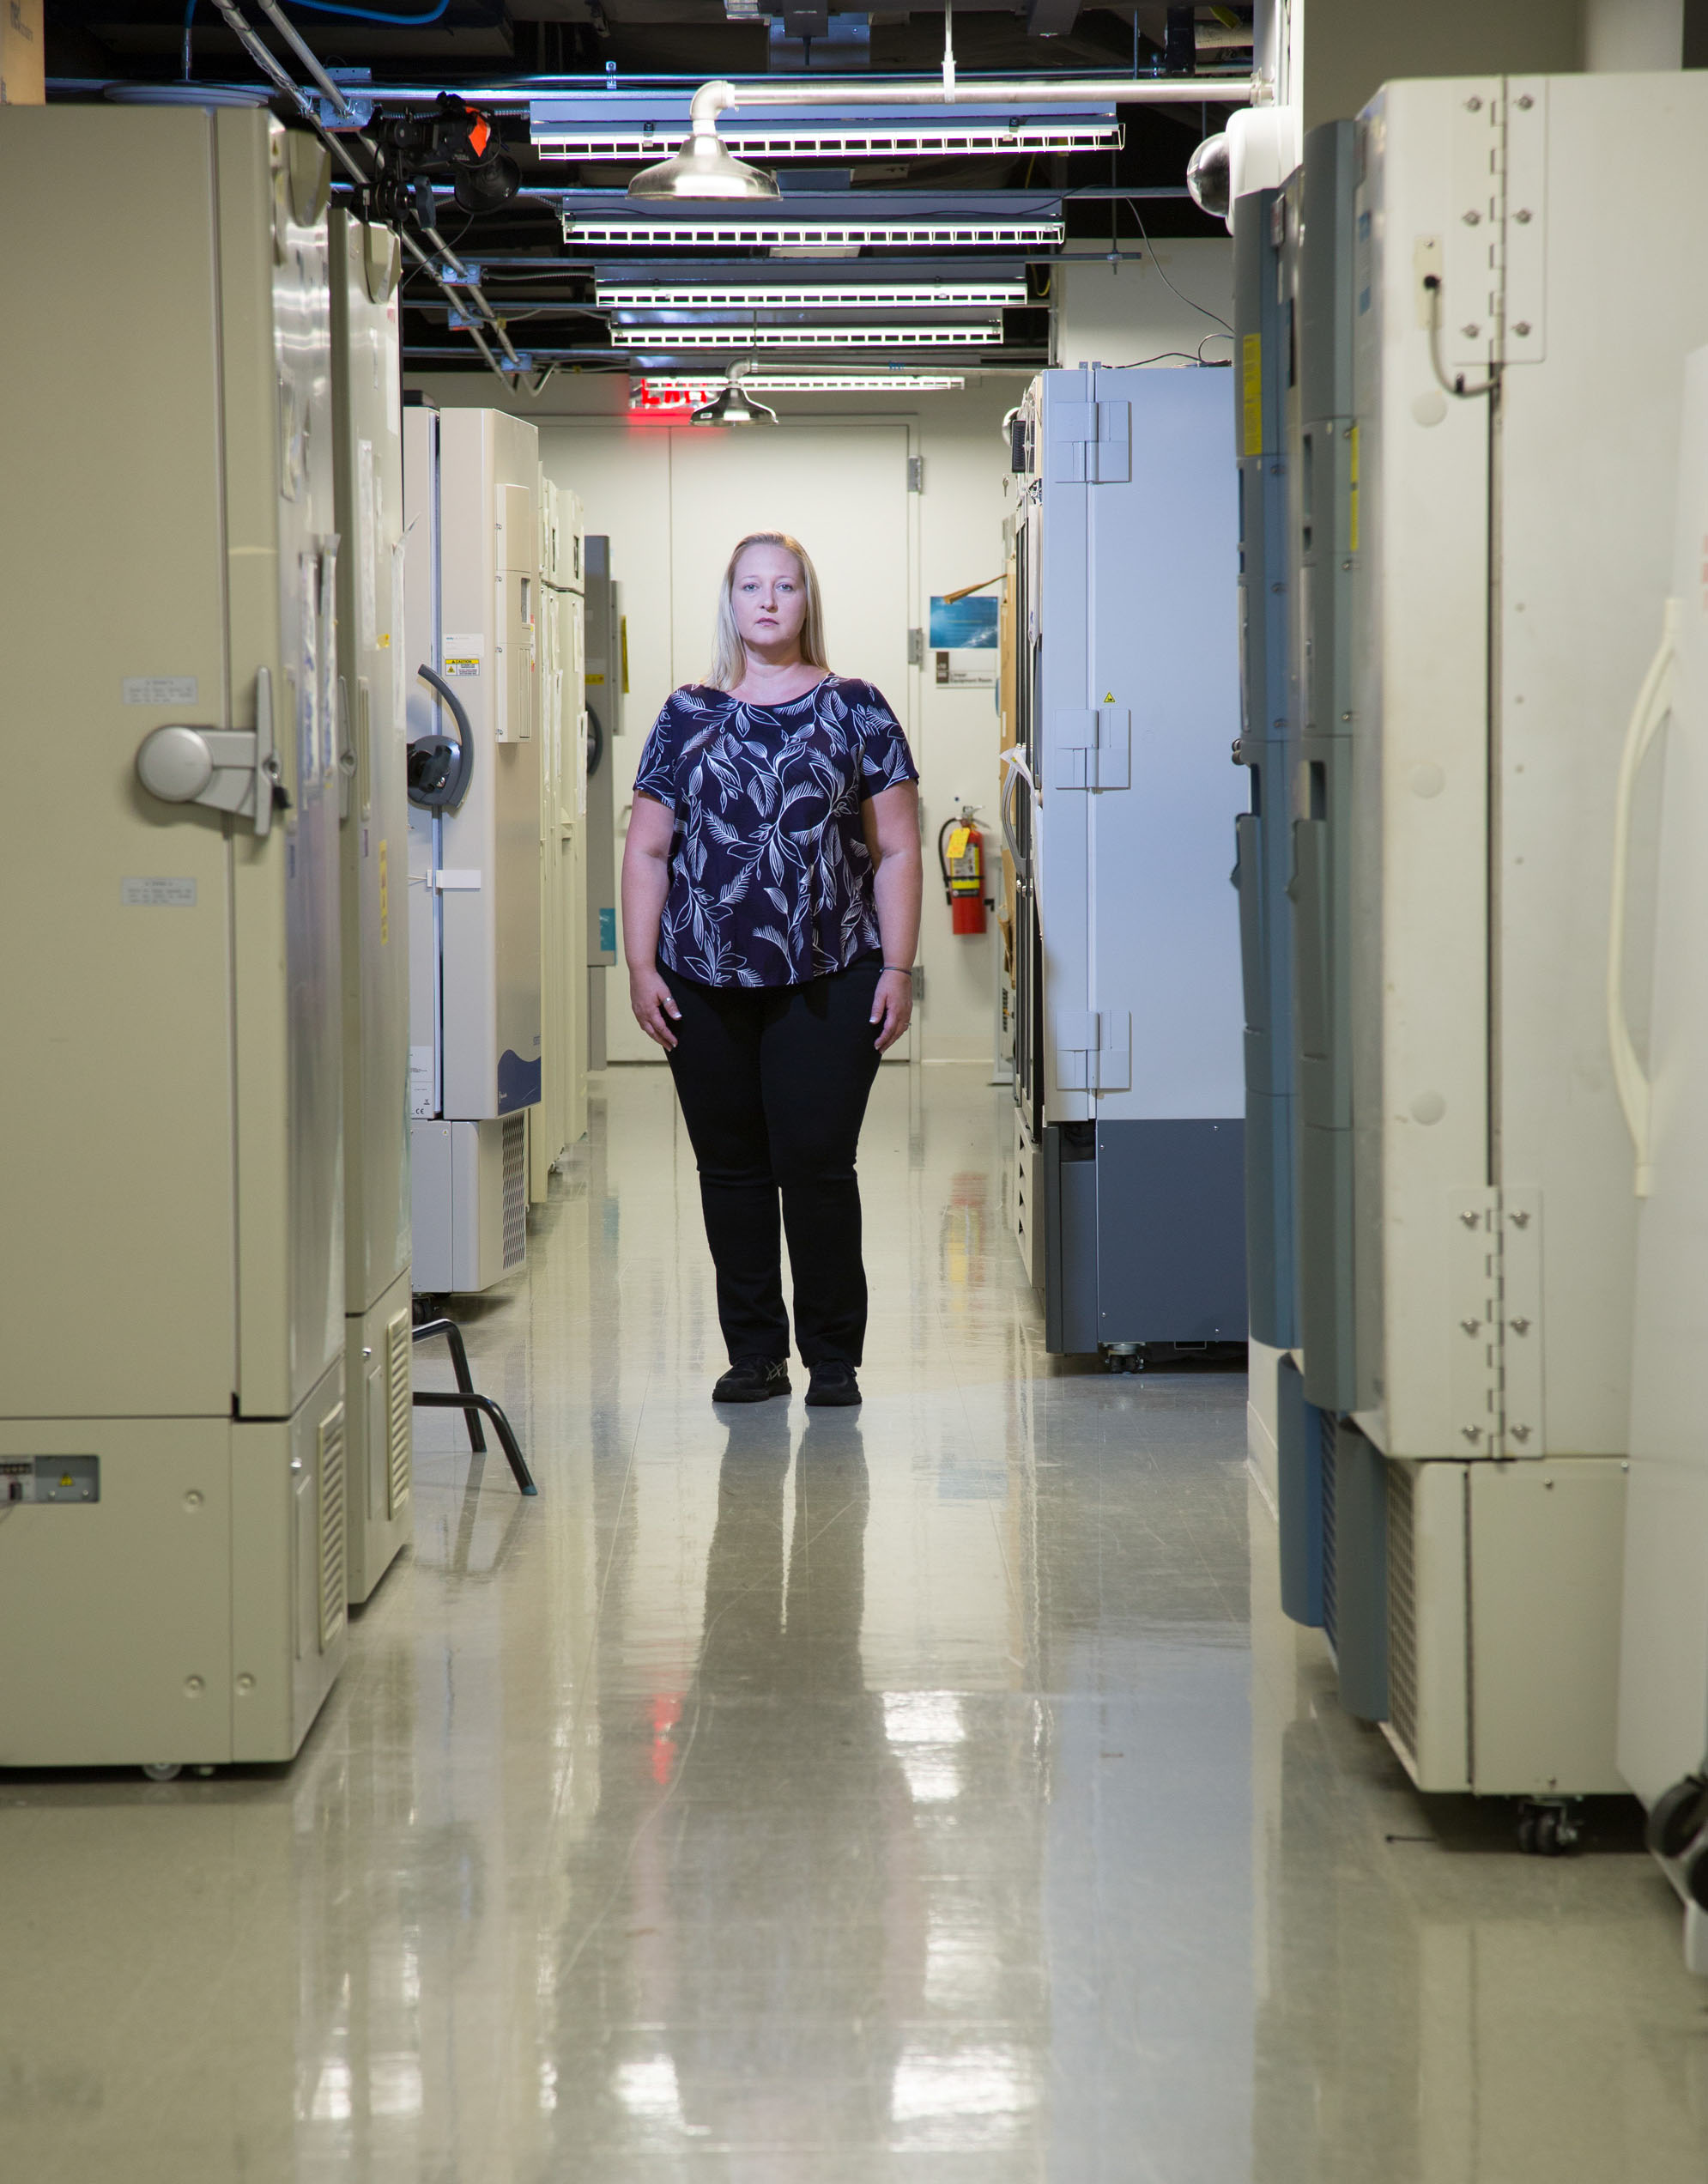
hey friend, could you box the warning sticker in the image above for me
[123,676,197,707]
[122,877,197,907]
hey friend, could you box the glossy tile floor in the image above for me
[5,1064,1708,2181]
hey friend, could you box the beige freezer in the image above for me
[0,107,352,1767]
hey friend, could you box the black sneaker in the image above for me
[805,1362,862,1408]
[712,1359,791,1405]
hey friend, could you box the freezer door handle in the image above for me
[134,666,281,837]
[336,673,359,822]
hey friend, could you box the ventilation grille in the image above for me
[318,1403,348,1653]
[502,1113,527,1270]
[385,1307,412,1520]
[1320,1407,1339,1649]
[1386,1462,1420,1766]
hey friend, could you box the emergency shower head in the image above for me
[627,82,779,202]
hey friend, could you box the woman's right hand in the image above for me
[629,966,682,1051]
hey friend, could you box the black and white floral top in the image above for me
[633,675,918,988]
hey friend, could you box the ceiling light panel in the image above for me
[530,100,1119,162]
[536,122,1119,160]
[596,280,1027,311]
[566,217,1064,251]
[632,323,1000,349]
[637,374,966,397]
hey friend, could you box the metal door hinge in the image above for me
[1054,1009,1130,1093]
[1051,707,1130,791]
[1439,80,1547,373]
[1448,1186,1544,1456]
[907,628,924,666]
[907,456,924,492]
[1051,399,1130,484]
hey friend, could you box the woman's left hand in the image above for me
[870,968,913,1053]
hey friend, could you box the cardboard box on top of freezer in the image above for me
[2,2,44,105]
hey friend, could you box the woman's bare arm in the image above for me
[863,782,923,1053]
[621,793,682,1050]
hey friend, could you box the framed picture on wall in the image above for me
[930,593,998,686]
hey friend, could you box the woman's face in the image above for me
[730,544,808,657]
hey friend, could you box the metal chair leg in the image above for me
[410,1390,538,1496]
[411,1315,486,1450]
[409,1315,536,1495]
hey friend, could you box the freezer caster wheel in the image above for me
[1103,1346,1142,1374]
[141,1762,183,1782]
[1647,1772,1708,1861]
[1517,1799,1581,1856]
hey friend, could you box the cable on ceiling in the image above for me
[272,0,451,19]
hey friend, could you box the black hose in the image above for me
[937,816,957,906]
[409,661,475,810]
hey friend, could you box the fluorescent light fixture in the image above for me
[635,323,999,349]
[533,118,1120,161]
[565,216,1064,250]
[634,373,966,402]
[596,280,1027,310]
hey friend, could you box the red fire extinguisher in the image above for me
[938,806,988,936]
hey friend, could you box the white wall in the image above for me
[1056,240,1234,371]
[408,371,1018,1063]
[1584,0,1681,70]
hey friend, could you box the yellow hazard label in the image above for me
[1103,691,1115,704]
[1242,331,1263,458]
[948,826,971,861]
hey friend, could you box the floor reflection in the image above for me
[4,1071,1708,2183]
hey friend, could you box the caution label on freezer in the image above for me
[122,877,197,907]
[410,1044,435,1119]
[444,633,483,677]
[123,676,197,706]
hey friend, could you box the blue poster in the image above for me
[929,594,1000,650]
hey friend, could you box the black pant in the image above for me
[663,955,885,1369]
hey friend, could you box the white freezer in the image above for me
[405,405,542,1292]
[1347,70,1708,1798]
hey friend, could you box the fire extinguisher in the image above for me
[937,804,988,936]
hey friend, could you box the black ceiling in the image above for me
[45,0,1246,380]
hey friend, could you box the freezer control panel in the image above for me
[0,1457,100,1506]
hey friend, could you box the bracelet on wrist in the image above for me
[881,965,913,978]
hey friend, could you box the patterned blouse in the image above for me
[633,675,918,988]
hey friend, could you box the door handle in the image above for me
[1607,597,1678,1198]
[135,665,282,837]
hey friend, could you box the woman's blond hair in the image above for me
[709,531,829,690]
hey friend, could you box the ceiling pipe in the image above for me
[205,0,532,386]
[206,0,313,112]
[685,70,1257,120]
[629,68,1257,196]
[248,0,353,117]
